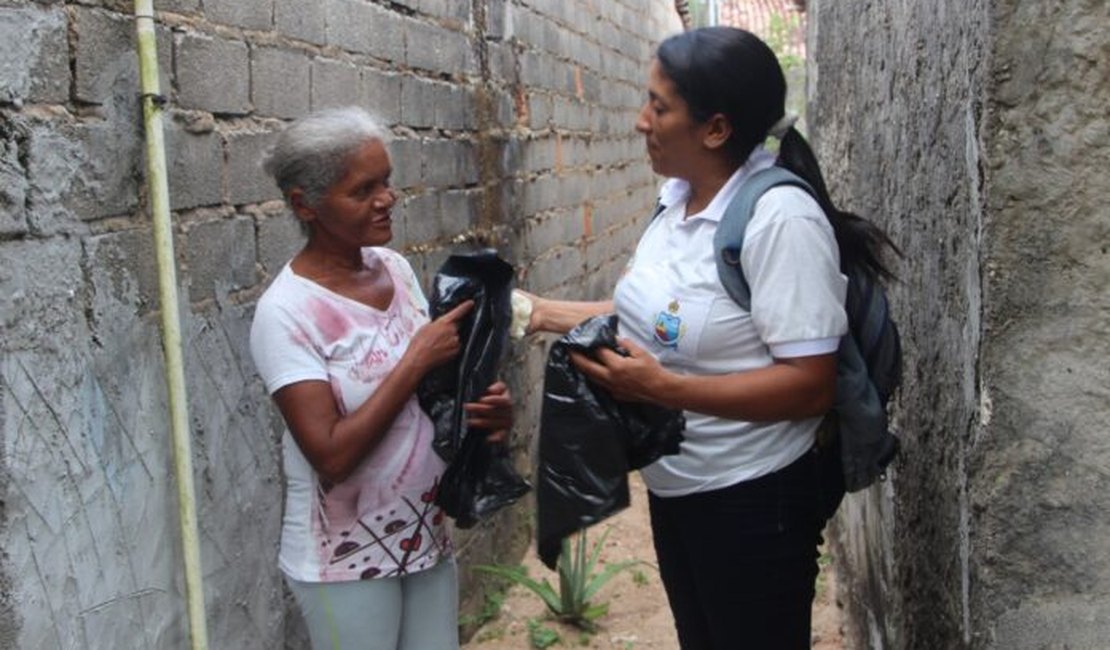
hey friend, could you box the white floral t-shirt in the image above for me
[250,247,451,583]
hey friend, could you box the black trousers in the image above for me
[648,449,825,650]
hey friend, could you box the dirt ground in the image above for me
[462,472,845,649]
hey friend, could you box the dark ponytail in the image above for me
[657,27,898,280]
[778,128,899,280]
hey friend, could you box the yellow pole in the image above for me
[132,3,210,649]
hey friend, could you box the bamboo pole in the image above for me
[132,2,210,648]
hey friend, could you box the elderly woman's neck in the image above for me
[297,238,368,275]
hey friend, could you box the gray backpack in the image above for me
[711,166,901,493]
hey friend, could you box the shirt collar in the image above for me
[657,147,777,223]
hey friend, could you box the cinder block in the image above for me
[185,215,258,302]
[360,68,402,125]
[0,5,69,105]
[251,47,311,119]
[552,96,592,131]
[438,189,479,238]
[525,209,582,256]
[257,210,305,275]
[388,138,422,190]
[25,115,141,233]
[275,0,326,44]
[585,256,623,300]
[403,18,474,76]
[554,174,589,209]
[176,32,250,114]
[485,0,506,39]
[204,0,273,30]
[225,130,282,206]
[527,245,584,294]
[85,228,163,324]
[585,222,637,269]
[400,191,442,245]
[73,6,160,103]
[521,138,557,173]
[383,194,409,250]
[435,85,475,131]
[579,69,601,103]
[325,0,404,62]
[520,175,560,214]
[392,0,471,22]
[399,75,443,128]
[0,238,87,353]
[422,139,478,187]
[154,0,201,12]
[311,58,361,111]
[520,50,557,91]
[528,94,553,129]
[494,90,515,128]
[0,125,28,236]
[164,120,223,210]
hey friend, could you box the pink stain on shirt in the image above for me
[311,298,353,343]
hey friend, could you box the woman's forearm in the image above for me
[655,356,837,421]
[571,342,837,423]
[273,355,425,484]
[529,296,613,334]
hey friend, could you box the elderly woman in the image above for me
[249,106,510,650]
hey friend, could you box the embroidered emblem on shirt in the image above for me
[653,299,686,349]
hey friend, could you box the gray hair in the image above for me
[262,107,390,208]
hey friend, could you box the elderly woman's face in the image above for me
[309,138,397,247]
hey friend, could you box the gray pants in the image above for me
[287,559,459,650]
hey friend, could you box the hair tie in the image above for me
[768,112,798,139]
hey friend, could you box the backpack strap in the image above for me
[712,166,816,311]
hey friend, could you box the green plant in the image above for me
[631,569,649,587]
[475,527,644,631]
[766,12,805,71]
[459,591,506,629]
[527,618,561,649]
[815,546,833,600]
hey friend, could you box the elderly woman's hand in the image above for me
[463,381,513,444]
[403,300,473,373]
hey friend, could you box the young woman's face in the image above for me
[306,138,397,247]
[636,60,705,178]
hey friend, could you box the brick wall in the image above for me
[0,1,682,647]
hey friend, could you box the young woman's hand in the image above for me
[511,289,543,335]
[403,300,473,373]
[463,380,513,444]
[569,338,671,404]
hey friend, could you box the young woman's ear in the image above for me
[702,113,733,151]
[288,188,316,226]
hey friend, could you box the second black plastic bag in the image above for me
[418,250,530,529]
[536,314,685,569]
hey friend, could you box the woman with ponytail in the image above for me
[519,26,895,649]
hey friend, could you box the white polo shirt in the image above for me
[614,149,848,497]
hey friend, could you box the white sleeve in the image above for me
[741,187,848,358]
[249,296,329,395]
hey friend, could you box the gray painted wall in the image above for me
[0,1,681,647]
[810,0,1110,648]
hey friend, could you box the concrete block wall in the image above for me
[0,0,681,647]
[809,0,1110,648]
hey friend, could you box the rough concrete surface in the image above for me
[0,0,681,647]
[811,0,1109,648]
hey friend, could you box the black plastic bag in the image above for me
[536,314,685,568]
[418,250,530,529]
